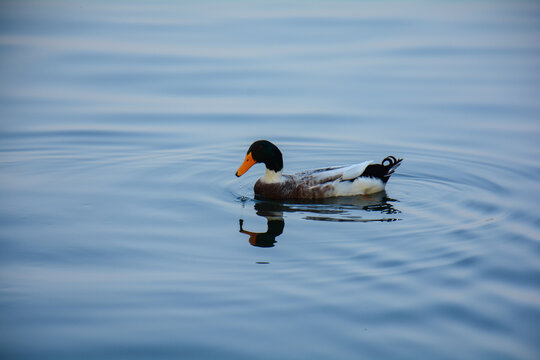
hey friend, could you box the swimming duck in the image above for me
[235,140,402,200]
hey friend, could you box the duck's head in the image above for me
[236,140,283,177]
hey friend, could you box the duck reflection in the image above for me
[239,192,400,247]
[239,200,287,247]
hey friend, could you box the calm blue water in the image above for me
[1,1,540,359]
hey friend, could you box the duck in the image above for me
[235,140,402,200]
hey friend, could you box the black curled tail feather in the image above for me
[360,156,403,183]
[382,156,402,177]
[382,156,398,167]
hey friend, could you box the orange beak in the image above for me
[236,152,257,177]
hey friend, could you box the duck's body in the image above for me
[253,162,390,200]
[236,140,402,200]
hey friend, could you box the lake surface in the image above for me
[1,1,540,359]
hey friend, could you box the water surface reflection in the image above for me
[239,193,400,247]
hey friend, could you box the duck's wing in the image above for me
[292,158,402,197]
[294,161,374,185]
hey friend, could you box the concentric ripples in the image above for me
[2,0,540,359]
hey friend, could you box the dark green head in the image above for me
[236,140,283,177]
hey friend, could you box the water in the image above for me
[1,1,540,359]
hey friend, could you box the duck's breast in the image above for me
[254,176,295,199]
